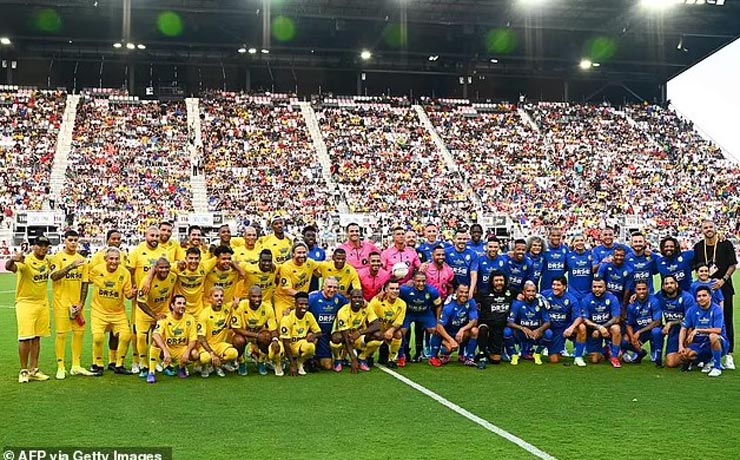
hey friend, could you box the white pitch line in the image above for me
[379,366,558,460]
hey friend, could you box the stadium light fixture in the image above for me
[592,62,601,67]
[360,50,372,60]
[137,44,146,50]
[126,42,135,50]
[113,42,122,48]
[248,48,257,54]
[0,37,11,45]
[238,47,247,53]
[490,58,499,63]
[261,48,270,54]
[579,59,593,70]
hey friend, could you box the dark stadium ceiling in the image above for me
[0,0,739,82]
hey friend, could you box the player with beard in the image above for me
[469,236,506,301]
[338,223,381,270]
[466,224,487,258]
[504,281,552,366]
[656,275,696,368]
[679,286,728,377]
[656,236,694,292]
[259,216,293,265]
[417,223,450,263]
[597,246,635,313]
[541,276,585,365]
[443,229,477,289]
[626,233,657,294]
[502,239,534,294]
[475,271,515,368]
[274,243,319,319]
[592,226,630,271]
[358,252,392,302]
[566,234,594,297]
[581,278,622,368]
[158,221,185,262]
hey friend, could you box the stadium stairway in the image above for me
[414,105,484,215]
[49,94,80,198]
[299,102,350,214]
[517,107,540,133]
[186,98,208,213]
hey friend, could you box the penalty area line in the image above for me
[378,365,558,460]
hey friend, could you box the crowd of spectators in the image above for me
[62,97,192,242]
[0,89,65,225]
[316,97,473,229]
[200,91,338,230]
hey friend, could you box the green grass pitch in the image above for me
[1,273,739,460]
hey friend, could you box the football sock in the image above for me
[55,333,67,370]
[72,330,84,368]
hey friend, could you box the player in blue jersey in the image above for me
[303,225,326,292]
[417,223,450,263]
[307,277,348,371]
[399,271,442,367]
[656,236,694,291]
[541,276,585,365]
[592,227,631,271]
[429,284,479,368]
[691,264,725,308]
[626,233,657,294]
[468,236,506,300]
[622,280,663,366]
[679,286,728,377]
[502,239,534,294]
[541,229,568,292]
[581,278,623,368]
[504,281,553,365]
[466,224,487,258]
[597,246,635,312]
[444,229,476,288]
[566,234,594,297]
[526,236,545,286]
[656,275,696,368]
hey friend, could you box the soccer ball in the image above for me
[392,262,410,280]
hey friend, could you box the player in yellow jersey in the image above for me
[233,226,262,296]
[6,235,53,383]
[171,247,214,318]
[331,289,382,373]
[128,226,170,373]
[203,245,246,306]
[259,216,293,264]
[208,224,239,257]
[316,248,361,296]
[146,295,200,383]
[242,249,278,304]
[369,278,407,368]
[231,286,283,376]
[182,225,210,255]
[275,243,319,319]
[158,221,185,262]
[49,230,94,379]
[78,247,136,375]
[197,287,238,378]
[135,257,178,376]
[280,292,322,376]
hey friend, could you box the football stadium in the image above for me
[1,1,740,459]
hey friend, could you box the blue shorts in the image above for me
[689,337,728,362]
[316,335,332,359]
[549,326,572,354]
[665,325,681,354]
[403,310,436,331]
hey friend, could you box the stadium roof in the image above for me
[0,0,738,97]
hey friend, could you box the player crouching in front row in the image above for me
[281,292,323,376]
[429,284,479,368]
[504,281,552,366]
[198,287,239,378]
[330,289,382,373]
[678,286,729,377]
[147,295,200,383]
[231,286,284,376]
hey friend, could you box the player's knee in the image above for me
[651,327,663,341]
[665,354,681,368]
[302,342,316,358]
[224,347,238,361]
[189,349,201,361]
[330,332,343,345]
[231,334,246,349]
[92,332,105,345]
[589,354,601,364]
[470,327,479,339]
[503,327,513,340]
[609,325,621,336]
[549,353,561,364]
[118,329,132,343]
[709,333,720,344]
[393,330,404,340]
[543,329,554,341]
[370,331,383,342]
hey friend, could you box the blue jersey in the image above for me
[597,262,634,301]
[592,243,631,267]
[470,254,506,295]
[528,253,544,286]
[566,250,594,295]
[417,240,450,263]
[541,245,568,291]
[581,292,621,325]
[444,246,477,287]
[626,295,662,329]
[656,251,694,291]
[502,255,533,293]
[308,292,348,335]
[307,245,326,262]
[682,304,727,341]
[438,299,479,329]
[541,289,580,329]
[656,290,695,323]
[508,298,551,329]
[400,285,442,314]
[690,280,725,306]
[626,253,657,293]
[466,240,487,259]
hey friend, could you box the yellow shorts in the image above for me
[53,305,86,334]
[16,301,51,340]
[91,311,130,337]
[135,313,158,335]
[208,342,235,358]
[154,346,195,364]
[289,339,315,358]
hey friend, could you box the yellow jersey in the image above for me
[279,310,321,341]
[136,272,178,315]
[128,242,170,287]
[231,300,278,332]
[274,259,318,312]
[173,259,217,315]
[197,305,233,344]
[369,296,407,330]
[85,264,132,315]
[14,255,50,304]
[335,304,378,332]
[89,246,129,270]
[234,244,261,266]
[159,239,186,263]
[316,261,361,295]
[154,312,197,350]
[259,234,293,265]
[243,264,278,304]
[49,251,86,309]
[203,265,241,304]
